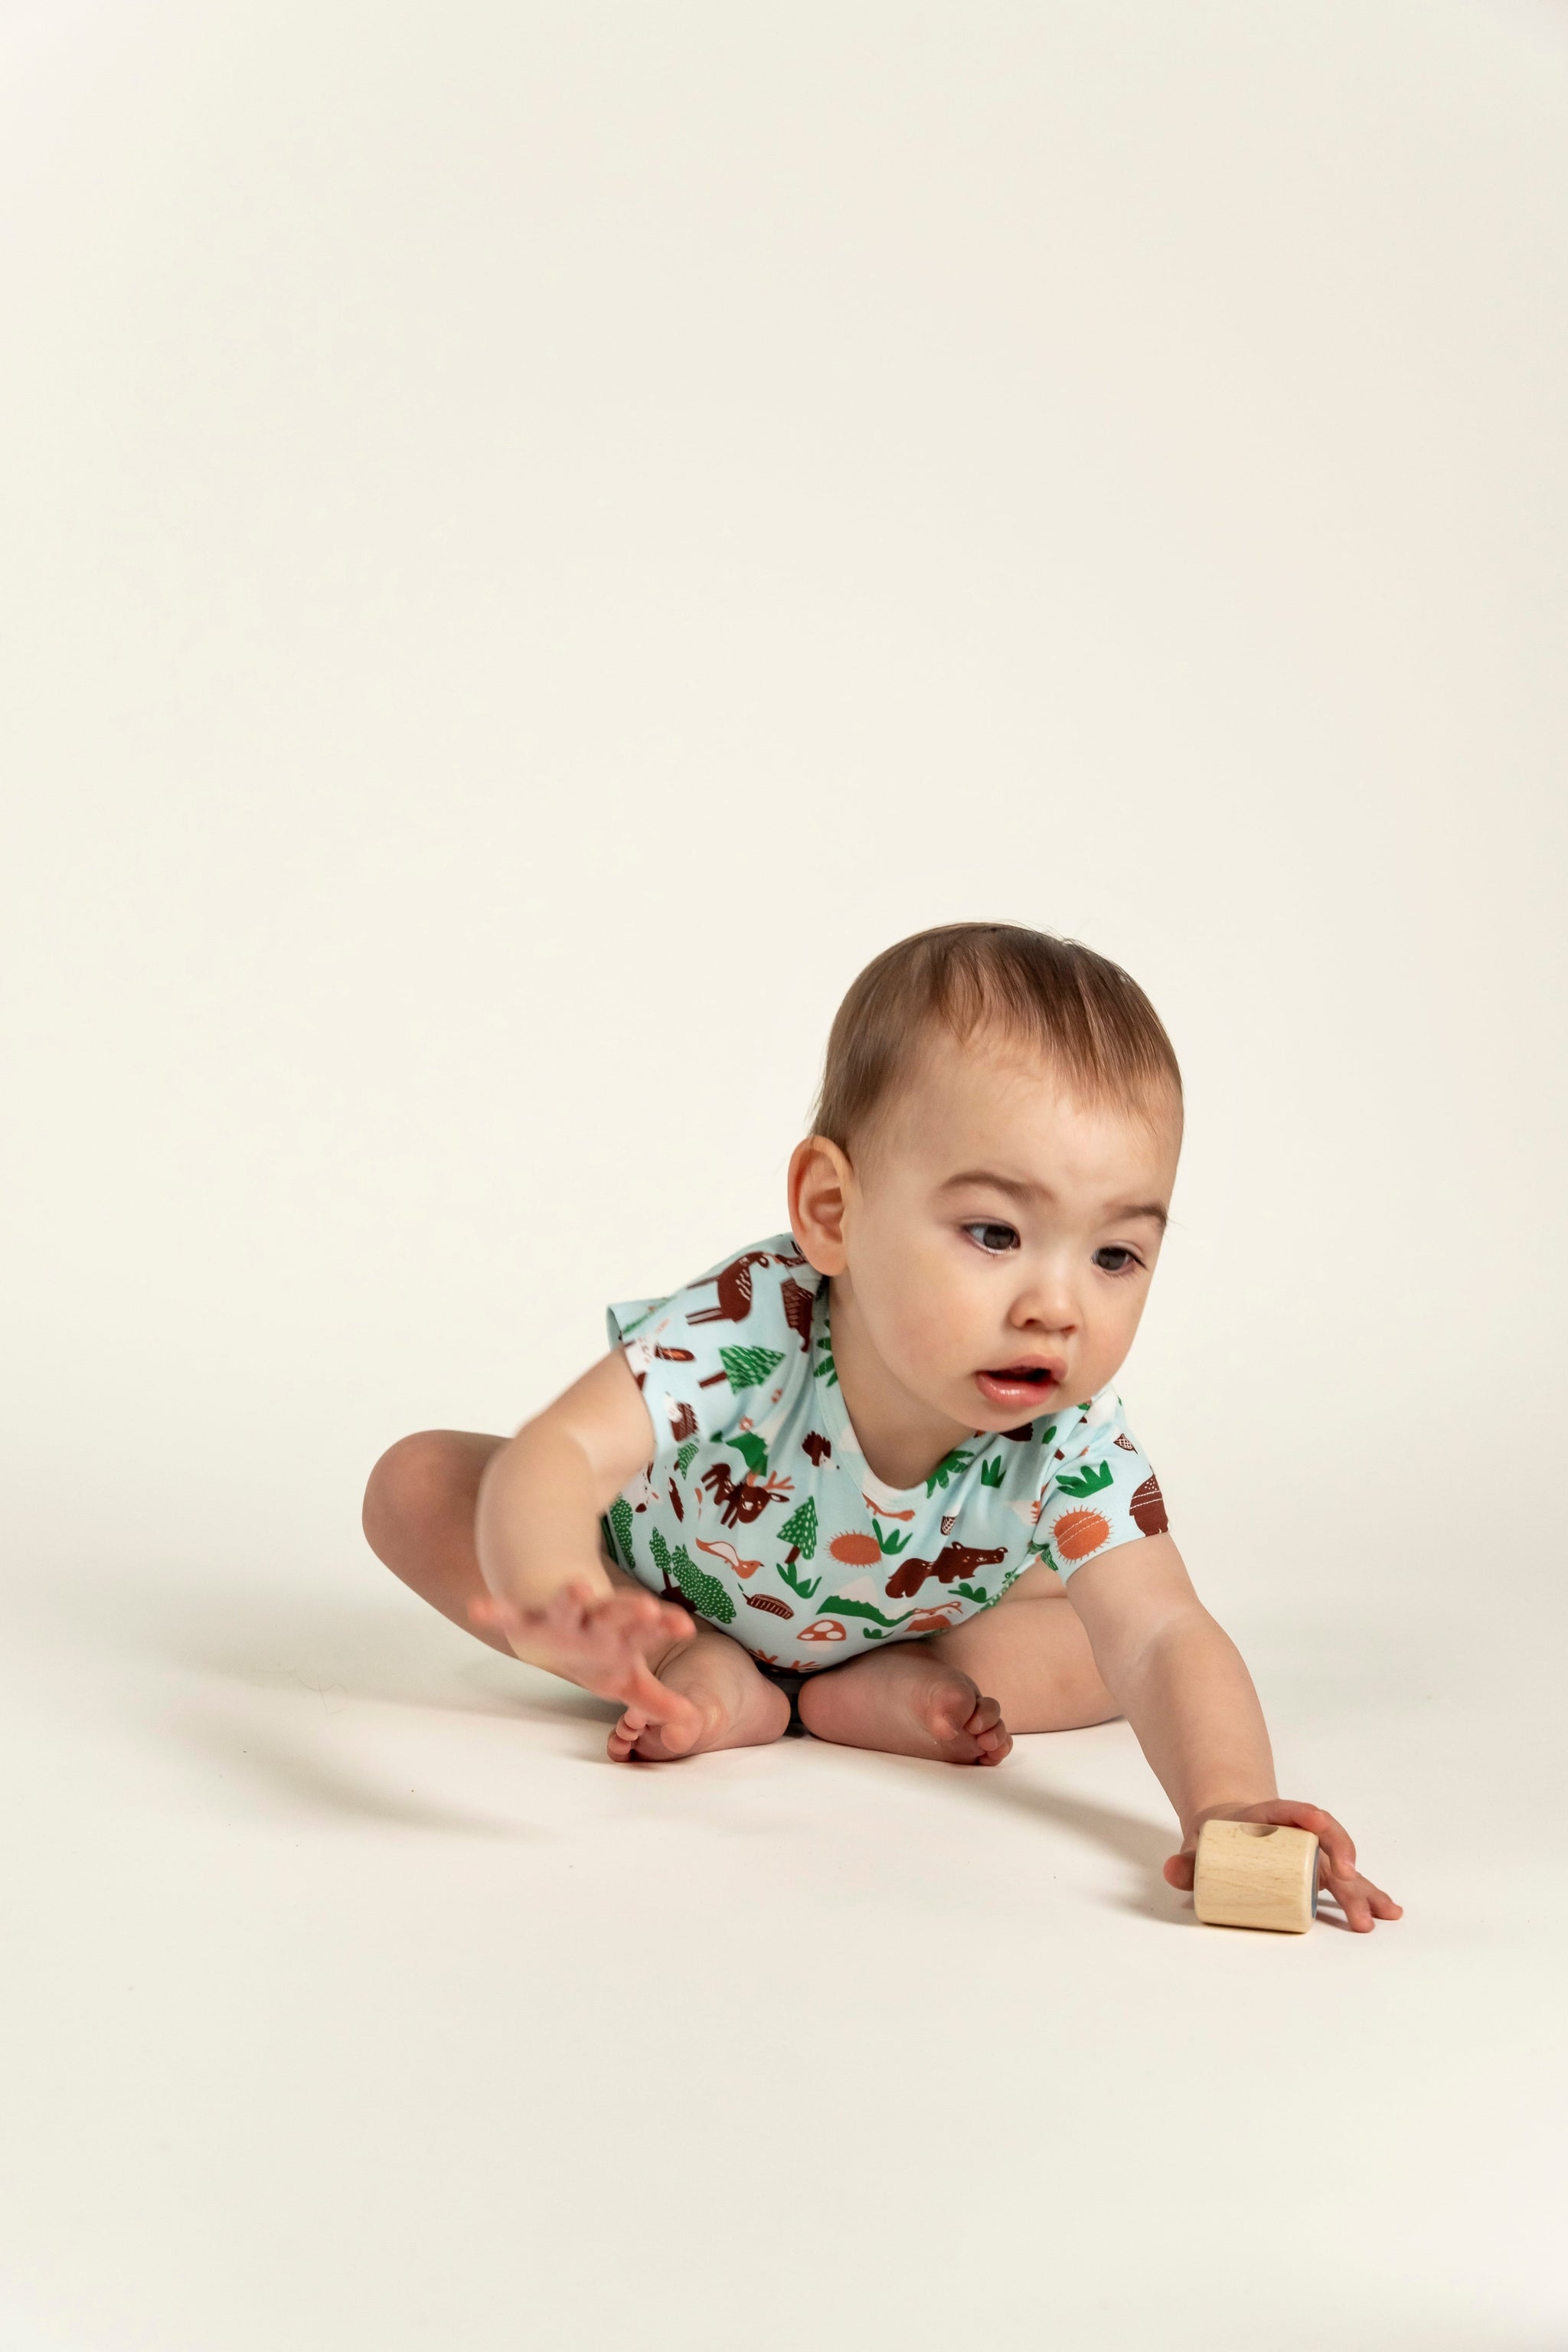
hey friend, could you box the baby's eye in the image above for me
[962,1221,1020,1256]
[1093,1246,1141,1276]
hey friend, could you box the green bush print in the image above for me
[924,1447,974,1495]
[649,1527,735,1624]
[1056,1460,1114,1498]
[608,1497,635,1567]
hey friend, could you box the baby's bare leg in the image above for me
[361,1429,789,1760]
[362,1429,514,1651]
[927,1594,1119,1732]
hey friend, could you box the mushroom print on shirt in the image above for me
[600,1236,1170,1675]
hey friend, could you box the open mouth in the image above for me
[975,1363,1063,1403]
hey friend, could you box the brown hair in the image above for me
[810,922,1181,1156]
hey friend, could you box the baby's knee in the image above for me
[362,1429,468,1559]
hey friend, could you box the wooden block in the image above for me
[1193,1818,1320,1933]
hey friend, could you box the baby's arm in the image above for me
[1067,1537,1402,1932]
[472,1351,697,1731]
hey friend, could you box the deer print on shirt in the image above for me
[780,1277,815,1353]
[686,1251,773,1328]
[699,1459,795,1529]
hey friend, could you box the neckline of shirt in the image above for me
[812,1276,1001,1513]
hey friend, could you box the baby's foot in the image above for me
[470,1577,701,1745]
[799,1651,1014,1766]
[920,1671,1012,1765]
[608,1638,791,1764]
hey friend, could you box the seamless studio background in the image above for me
[2,4,1566,2347]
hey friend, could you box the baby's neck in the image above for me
[826,1274,977,1492]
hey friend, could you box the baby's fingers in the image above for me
[619,1650,701,1732]
[1321,1864,1403,1933]
[468,1589,536,1640]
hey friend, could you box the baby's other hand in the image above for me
[1163,1798,1404,1933]
[470,1578,698,1735]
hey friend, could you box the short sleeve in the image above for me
[1031,1389,1168,1581]
[605,1235,814,1465]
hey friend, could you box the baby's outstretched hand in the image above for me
[1163,1798,1404,1933]
[470,1578,698,1736]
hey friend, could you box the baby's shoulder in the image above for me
[606,1235,825,1453]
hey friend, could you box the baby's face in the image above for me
[838,1029,1180,1432]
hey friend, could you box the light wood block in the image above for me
[1193,1818,1320,1933]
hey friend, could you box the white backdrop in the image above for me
[3,5,1566,2347]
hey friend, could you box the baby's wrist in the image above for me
[1180,1794,1277,1843]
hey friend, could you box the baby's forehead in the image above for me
[874,1031,1180,1181]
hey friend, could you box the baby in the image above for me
[363,922,1401,1931]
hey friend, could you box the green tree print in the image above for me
[812,1335,839,1388]
[674,1440,700,1481]
[699,1344,785,1393]
[777,1497,818,1564]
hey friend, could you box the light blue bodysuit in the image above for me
[603,1235,1168,1676]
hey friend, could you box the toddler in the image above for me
[363,923,1400,1930]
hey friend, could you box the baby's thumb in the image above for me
[1163,1851,1196,1890]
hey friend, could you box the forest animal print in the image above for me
[602,1233,1165,1674]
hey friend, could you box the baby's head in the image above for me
[788,923,1181,1433]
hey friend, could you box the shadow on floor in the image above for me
[975,1766,1191,1922]
[172,1697,537,1838]
[44,1552,603,1724]
[34,1555,1219,1905]
[29,1554,607,1836]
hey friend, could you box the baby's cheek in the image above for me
[895,1285,973,1372]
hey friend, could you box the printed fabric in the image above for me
[601,1234,1170,1675]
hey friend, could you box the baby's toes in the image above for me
[969,1712,1020,1769]
[966,1698,1011,1766]
[925,1674,982,1743]
[607,1707,650,1762]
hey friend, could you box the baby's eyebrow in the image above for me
[937,1170,1168,1230]
[1104,1199,1169,1231]
[937,1168,1048,1204]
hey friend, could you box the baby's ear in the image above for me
[786,1135,850,1274]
